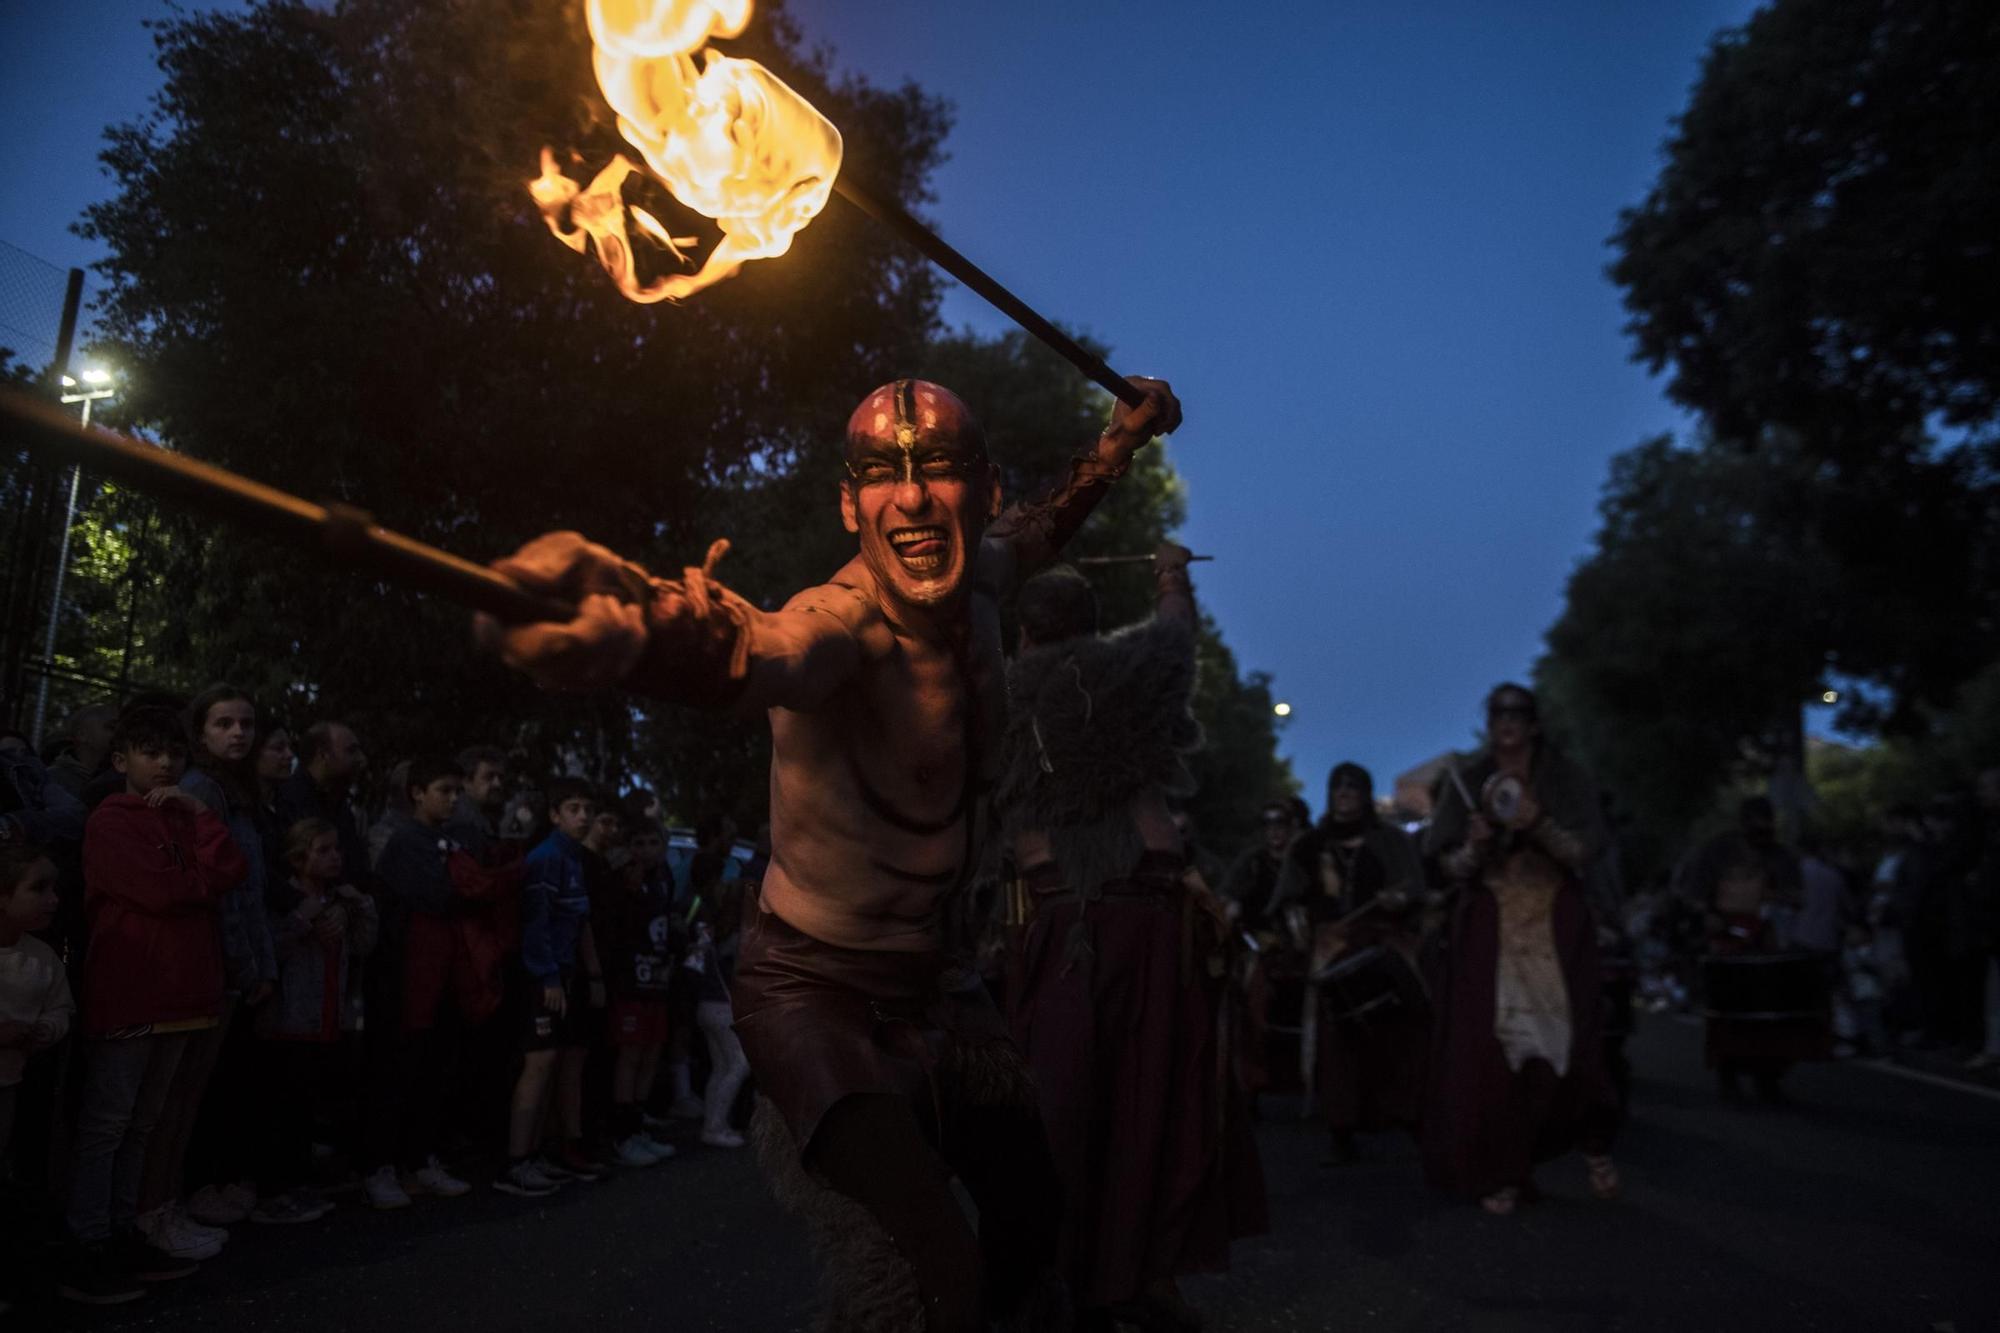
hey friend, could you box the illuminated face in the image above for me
[203,698,255,764]
[839,380,999,612]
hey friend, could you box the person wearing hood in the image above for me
[1421,683,1620,1215]
[1271,762,1430,1165]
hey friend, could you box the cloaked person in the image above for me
[996,548,1267,1329]
[481,375,1181,1331]
[1421,684,1620,1213]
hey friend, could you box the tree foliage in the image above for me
[1556,0,2000,870]
[1610,0,2000,453]
[54,0,1293,840]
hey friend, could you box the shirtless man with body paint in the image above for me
[480,375,1180,1332]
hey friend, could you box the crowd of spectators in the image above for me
[0,689,763,1309]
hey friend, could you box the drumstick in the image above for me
[1444,758,1479,814]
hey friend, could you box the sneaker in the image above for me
[667,1094,704,1120]
[700,1127,746,1150]
[113,1231,201,1281]
[614,1135,664,1168]
[168,1200,229,1245]
[250,1189,333,1225]
[58,1242,146,1305]
[553,1144,605,1181]
[187,1182,249,1226]
[135,1205,224,1261]
[408,1156,471,1198]
[363,1164,412,1210]
[533,1154,579,1183]
[637,1132,677,1161]
[492,1159,561,1198]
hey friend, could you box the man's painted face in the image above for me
[840,380,998,611]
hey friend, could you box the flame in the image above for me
[532,0,843,302]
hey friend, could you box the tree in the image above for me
[78,0,950,774]
[1535,428,1989,878]
[1610,0,2000,455]
[71,0,1294,844]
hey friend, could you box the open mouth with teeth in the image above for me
[887,524,952,574]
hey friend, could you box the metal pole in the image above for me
[829,174,1148,410]
[30,396,88,750]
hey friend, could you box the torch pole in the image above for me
[830,174,1147,410]
[0,389,574,627]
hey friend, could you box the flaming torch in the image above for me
[534,0,1149,408]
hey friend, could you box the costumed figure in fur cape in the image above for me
[1269,762,1431,1165]
[998,545,1268,1332]
[484,375,1184,1333]
[1420,683,1621,1215]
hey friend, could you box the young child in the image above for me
[0,843,71,1160]
[596,816,678,1166]
[495,778,601,1197]
[364,756,498,1208]
[253,818,377,1223]
[62,707,247,1304]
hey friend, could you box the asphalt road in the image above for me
[46,1016,2000,1333]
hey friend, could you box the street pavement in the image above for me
[47,1015,2000,1332]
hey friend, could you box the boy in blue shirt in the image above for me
[494,778,603,1197]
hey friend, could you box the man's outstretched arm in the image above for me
[983,377,1183,587]
[475,535,869,713]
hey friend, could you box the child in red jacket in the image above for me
[60,707,246,1305]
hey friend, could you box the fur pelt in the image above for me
[752,1098,927,1333]
[997,617,1201,901]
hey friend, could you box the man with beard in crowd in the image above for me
[1273,762,1429,1165]
[481,375,1180,1332]
[1422,683,1620,1215]
[997,547,1266,1331]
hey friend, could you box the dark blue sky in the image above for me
[0,0,1768,801]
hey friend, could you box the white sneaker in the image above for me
[136,1205,225,1261]
[364,1165,412,1210]
[168,1201,228,1245]
[407,1156,470,1198]
[613,1136,663,1168]
[637,1132,677,1161]
[700,1127,746,1150]
[186,1183,248,1226]
[492,1159,561,1198]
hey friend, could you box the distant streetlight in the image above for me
[32,366,119,748]
[1820,689,1839,705]
[1273,701,1293,718]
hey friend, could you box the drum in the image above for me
[1700,952,1830,1022]
[1310,944,1428,1026]
[1481,772,1529,826]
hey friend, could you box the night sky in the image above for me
[0,0,1767,803]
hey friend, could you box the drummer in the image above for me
[1675,797,1820,1103]
[1272,763,1430,1164]
[1419,683,1622,1214]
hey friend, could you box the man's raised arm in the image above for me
[984,377,1182,585]
[476,534,868,714]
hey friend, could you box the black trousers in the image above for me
[807,1091,1061,1333]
